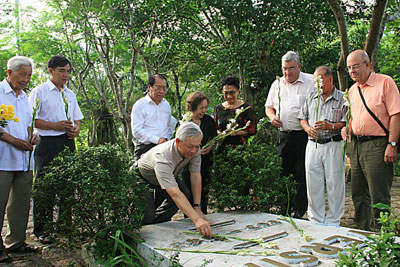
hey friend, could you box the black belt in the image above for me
[310,135,342,144]
[352,135,386,142]
[280,130,304,134]
[40,134,68,139]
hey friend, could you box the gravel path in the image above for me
[2,176,399,266]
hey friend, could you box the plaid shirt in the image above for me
[298,88,348,140]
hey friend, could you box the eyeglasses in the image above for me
[346,61,366,72]
[152,85,168,92]
[282,66,297,72]
[223,90,237,96]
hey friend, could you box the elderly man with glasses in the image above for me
[343,50,400,231]
[265,51,315,219]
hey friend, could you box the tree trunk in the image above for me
[326,0,349,91]
[364,0,389,61]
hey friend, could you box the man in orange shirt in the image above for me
[344,50,400,231]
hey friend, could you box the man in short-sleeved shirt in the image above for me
[29,55,84,243]
[138,122,212,237]
[0,56,38,261]
[265,51,314,218]
[344,50,400,230]
[299,66,347,226]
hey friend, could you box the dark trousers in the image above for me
[277,130,308,216]
[350,137,392,231]
[134,142,166,207]
[33,134,75,238]
[142,177,191,225]
[182,168,210,215]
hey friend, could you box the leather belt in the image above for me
[280,130,304,134]
[352,135,385,142]
[310,135,342,144]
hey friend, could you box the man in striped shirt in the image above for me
[299,66,347,225]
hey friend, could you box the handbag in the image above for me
[358,86,399,152]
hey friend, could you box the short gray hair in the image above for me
[176,122,203,141]
[7,56,34,72]
[282,51,301,66]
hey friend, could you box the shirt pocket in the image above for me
[327,108,343,123]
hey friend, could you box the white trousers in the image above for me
[305,140,345,225]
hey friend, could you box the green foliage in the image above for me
[32,144,148,260]
[168,252,182,267]
[209,138,295,214]
[99,230,147,266]
[336,203,400,266]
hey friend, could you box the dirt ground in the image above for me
[1,175,400,267]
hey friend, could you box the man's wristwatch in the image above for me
[388,141,398,147]
[193,204,201,208]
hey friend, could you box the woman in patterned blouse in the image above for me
[214,76,256,149]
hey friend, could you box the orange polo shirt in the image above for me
[349,71,400,136]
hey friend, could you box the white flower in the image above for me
[261,242,278,249]
[313,75,323,92]
[229,118,236,124]
[303,233,313,242]
[235,107,244,115]
[226,122,234,130]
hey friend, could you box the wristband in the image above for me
[193,204,201,208]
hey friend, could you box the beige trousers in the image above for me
[0,171,33,251]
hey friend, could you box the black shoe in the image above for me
[0,251,11,263]
[291,211,305,219]
[38,235,53,244]
[6,243,38,254]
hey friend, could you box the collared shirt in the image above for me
[138,139,201,189]
[28,80,84,136]
[298,88,348,140]
[0,79,32,171]
[349,72,400,136]
[265,72,314,131]
[131,94,172,145]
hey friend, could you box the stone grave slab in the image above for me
[137,211,372,267]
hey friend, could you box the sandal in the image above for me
[0,251,11,263]
[6,243,38,253]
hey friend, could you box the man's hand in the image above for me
[11,138,33,151]
[341,127,348,142]
[270,115,282,128]
[29,134,39,145]
[55,120,73,132]
[193,215,212,237]
[384,145,398,163]
[201,145,213,155]
[67,125,80,139]
[314,120,332,131]
[158,138,167,144]
[305,126,318,139]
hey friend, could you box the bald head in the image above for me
[346,50,371,84]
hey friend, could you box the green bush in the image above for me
[336,203,400,266]
[32,144,148,261]
[208,141,295,214]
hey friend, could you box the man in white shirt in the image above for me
[265,51,314,219]
[29,55,84,244]
[131,74,172,161]
[0,56,38,262]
